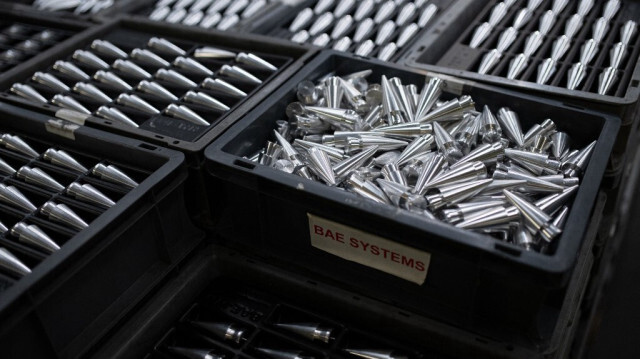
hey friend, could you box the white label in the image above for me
[308,213,431,285]
[55,109,88,125]
[45,119,79,140]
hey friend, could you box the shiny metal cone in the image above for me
[497,107,524,147]
[309,12,334,36]
[609,42,627,69]
[275,322,333,343]
[375,20,396,46]
[621,20,637,45]
[305,147,336,185]
[334,0,355,18]
[147,37,186,56]
[324,77,344,109]
[313,0,334,14]
[183,11,204,26]
[201,78,247,97]
[493,168,563,193]
[40,201,88,230]
[419,96,474,124]
[469,22,492,48]
[191,0,215,13]
[92,163,138,188]
[564,14,583,38]
[289,7,314,32]
[116,94,159,115]
[523,31,543,57]
[389,77,413,121]
[90,39,127,59]
[0,158,15,176]
[376,178,426,211]
[254,347,310,359]
[166,346,224,359]
[603,0,620,20]
[507,54,529,80]
[166,8,187,23]
[550,132,569,159]
[294,140,344,161]
[200,13,223,29]
[0,184,36,212]
[514,224,537,250]
[191,321,247,344]
[343,348,407,359]
[193,46,236,59]
[73,82,112,103]
[130,48,170,67]
[66,182,115,208]
[333,36,352,51]
[505,148,561,172]
[503,190,561,243]
[562,140,596,177]
[433,121,463,164]
[340,78,366,109]
[224,0,249,15]
[95,106,138,128]
[72,50,109,69]
[536,58,557,85]
[136,80,178,101]
[580,39,599,65]
[442,200,506,224]
[374,1,395,24]
[354,0,375,21]
[207,0,231,14]
[592,17,609,43]
[513,8,533,30]
[112,59,152,80]
[309,106,361,130]
[538,11,556,35]
[155,68,197,88]
[345,136,407,153]
[539,174,579,187]
[32,72,70,92]
[396,135,433,166]
[413,154,446,194]
[397,23,419,48]
[0,134,39,158]
[478,105,502,144]
[312,33,330,47]
[535,185,578,214]
[523,118,556,147]
[220,64,261,84]
[577,0,594,16]
[395,3,415,26]
[496,27,518,52]
[452,142,504,168]
[598,67,618,95]
[477,179,527,195]
[333,146,378,180]
[418,4,438,28]
[551,35,571,60]
[478,49,502,75]
[414,77,443,122]
[173,56,213,76]
[0,247,30,277]
[552,205,570,229]
[11,222,59,253]
[454,115,479,154]
[164,104,210,126]
[17,166,64,192]
[184,91,229,112]
[426,161,487,189]
[149,6,170,21]
[566,62,587,90]
[527,0,543,10]
[426,178,493,211]
[10,83,47,103]
[236,52,277,72]
[552,0,569,13]
[93,70,132,91]
[488,2,507,27]
[216,14,240,30]
[354,18,375,42]
[44,148,87,173]
[373,122,433,138]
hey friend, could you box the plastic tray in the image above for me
[204,51,619,346]
[0,102,204,359]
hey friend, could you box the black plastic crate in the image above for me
[0,0,149,21]
[247,0,456,62]
[0,102,204,359]
[399,0,640,173]
[204,52,619,347]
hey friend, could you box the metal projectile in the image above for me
[562,140,596,177]
[184,91,229,112]
[376,178,427,211]
[220,65,261,84]
[610,42,627,69]
[173,56,213,76]
[513,8,533,30]
[426,161,487,189]
[155,68,197,88]
[148,37,186,56]
[313,0,334,14]
[216,14,240,30]
[116,94,160,114]
[242,0,264,19]
[254,347,313,359]
[32,72,70,92]
[552,206,570,229]
[333,146,378,180]
[92,163,138,188]
[296,81,320,105]
[418,95,474,123]
[413,154,446,195]
[309,12,334,36]
[344,135,407,153]
[397,23,419,48]
[312,33,330,47]
[354,18,375,42]
[0,247,30,277]
[288,8,314,32]
[373,122,433,138]
[566,62,587,90]
[550,132,569,159]
[580,39,599,65]
[478,105,502,144]
[418,4,438,28]
[275,322,333,343]
[72,50,109,69]
[592,17,609,43]
[469,22,492,48]
[66,182,115,208]
[0,158,15,176]
[603,0,620,20]
[377,43,398,62]
[294,140,343,161]
[112,59,152,80]
[454,115,480,154]
[395,3,416,27]
[456,205,520,229]
[0,134,39,158]
[514,224,537,250]
[396,135,433,166]
[166,346,224,359]
[551,35,571,60]
[17,166,64,192]
[0,184,36,212]
[43,148,87,173]
[503,190,561,243]
[149,6,170,21]
[306,147,336,185]
[388,77,413,122]
[236,52,277,72]
[552,0,569,13]
[375,20,396,46]
[441,200,506,224]
[488,2,507,26]
[130,48,170,67]
[577,0,594,16]
[453,142,504,168]
[492,168,563,193]
[539,174,579,187]
[207,0,231,14]
[433,121,463,164]
[497,107,524,147]
[374,1,395,24]
[334,0,355,18]
[323,77,344,109]
[93,70,132,91]
[201,12,222,28]
[333,36,352,51]
[201,78,247,98]
[11,222,59,253]
[40,201,88,230]
[621,20,637,45]
[184,13,205,28]
[527,0,543,10]
[340,78,367,110]
[191,321,247,344]
[477,179,527,195]
[524,31,544,57]
[564,14,583,38]
[426,178,493,211]
[95,105,139,127]
[535,185,578,214]
[536,58,556,85]
[136,80,178,101]
[193,46,235,59]
[414,77,443,121]
[505,148,561,173]
[496,27,518,52]
[343,348,408,359]
[166,8,187,24]
[598,67,618,95]
[354,0,375,21]
[478,49,502,75]
[73,82,112,103]
[224,0,248,15]
[90,39,127,59]
[10,83,47,103]
[538,11,556,35]
[164,104,210,126]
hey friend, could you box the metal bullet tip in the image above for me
[130,48,170,67]
[343,348,407,359]
[496,27,518,53]
[592,17,609,43]
[40,201,89,230]
[397,23,420,48]
[580,39,599,65]
[173,56,213,76]
[72,50,110,70]
[155,68,198,88]
[73,82,112,103]
[0,183,36,212]
[536,58,557,85]
[355,39,375,57]
[164,104,210,126]
[488,2,507,27]
[538,11,556,35]
[116,94,160,115]
[333,36,352,51]
[191,321,247,344]
[112,59,152,80]
[136,80,178,101]
[309,12,334,36]
[32,72,70,92]
[312,33,331,47]
[564,14,583,38]
[10,83,47,103]
[551,35,571,61]
[90,39,128,59]
[220,64,261,84]
[609,42,627,69]
[236,52,278,72]
[0,134,39,158]
[313,0,334,15]
[477,49,501,75]
[289,7,314,32]
[377,42,398,62]
[374,1,396,24]
[93,70,132,91]
[43,148,87,173]
[513,8,533,30]
[0,247,31,277]
[11,222,59,254]
[17,166,64,192]
[469,22,492,49]
[566,62,587,90]
[92,163,138,188]
[354,18,375,43]
[184,91,229,112]
[201,78,247,98]
[598,67,618,95]
[148,37,186,56]
[418,4,438,28]
[66,182,115,208]
[577,0,594,16]
[621,20,637,45]
[95,106,138,128]
[524,31,544,57]
[193,46,236,59]
[507,54,528,80]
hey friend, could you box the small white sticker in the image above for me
[308,213,431,285]
[55,109,88,125]
[45,119,79,140]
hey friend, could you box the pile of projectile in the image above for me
[251,72,596,253]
